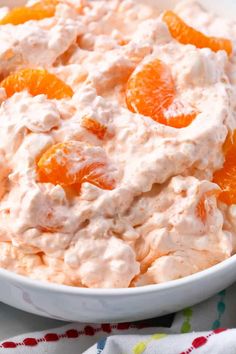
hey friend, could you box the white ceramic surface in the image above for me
[0,0,236,323]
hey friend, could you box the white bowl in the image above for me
[0,0,236,323]
[0,256,236,323]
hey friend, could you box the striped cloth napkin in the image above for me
[1,283,236,353]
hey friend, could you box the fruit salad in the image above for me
[0,0,235,288]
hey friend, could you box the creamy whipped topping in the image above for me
[0,0,235,288]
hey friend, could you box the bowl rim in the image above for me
[1,254,236,296]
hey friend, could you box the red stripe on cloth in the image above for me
[0,322,146,349]
[2,342,17,348]
[23,338,37,346]
[180,328,227,354]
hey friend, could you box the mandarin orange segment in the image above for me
[81,116,107,140]
[0,68,73,99]
[118,39,129,46]
[0,0,58,25]
[126,58,197,128]
[213,135,236,205]
[164,112,197,129]
[126,59,175,119]
[163,10,232,56]
[196,190,220,223]
[163,100,198,128]
[222,130,236,155]
[37,141,116,190]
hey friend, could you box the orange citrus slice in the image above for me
[0,0,58,25]
[163,100,197,129]
[163,10,232,56]
[37,141,116,190]
[0,68,73,99]
[213,131,236,205]
[196,190,220,223]
[126,58,197,128]
[81,116,107,140]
